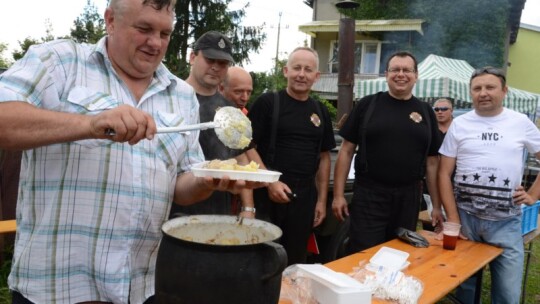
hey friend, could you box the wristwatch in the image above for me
[240,206,256,214]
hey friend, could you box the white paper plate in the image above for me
[190,161,282,182]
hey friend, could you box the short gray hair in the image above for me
[287,47,319,70]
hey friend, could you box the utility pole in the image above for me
[274,12,282,90]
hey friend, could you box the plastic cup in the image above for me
[442,222,461,250]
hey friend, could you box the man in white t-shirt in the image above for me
[438,67,540,303]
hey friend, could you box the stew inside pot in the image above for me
[164,215,281,246]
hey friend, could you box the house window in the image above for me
[329,41,381,75]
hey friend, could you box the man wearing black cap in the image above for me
[170,31,256,218]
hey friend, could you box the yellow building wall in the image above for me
[507,24,540,94]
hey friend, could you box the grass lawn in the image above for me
[0,238,538,303]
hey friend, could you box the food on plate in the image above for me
[204,159,260,172]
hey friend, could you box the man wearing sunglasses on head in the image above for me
[433,98,454,138]
[438,66,540,303]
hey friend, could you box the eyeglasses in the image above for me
[471,67,506,83]
[433,107,450,112]
[387,68,416,75]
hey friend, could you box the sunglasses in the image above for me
[433,107,450,112]
[471,67,506,83]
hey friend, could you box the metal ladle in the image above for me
[158,106,252,149]
[106,106,252,149]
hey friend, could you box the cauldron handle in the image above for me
[260,241,287,281]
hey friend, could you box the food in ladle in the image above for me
[213,106,253,149]
[222,119,252,149]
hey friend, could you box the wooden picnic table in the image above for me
[280,230,503,304]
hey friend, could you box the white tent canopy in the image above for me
[356,54,539,115]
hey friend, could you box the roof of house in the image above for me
[299,19,424,37]
[520,22,540,32]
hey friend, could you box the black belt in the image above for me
[11,291,155,304]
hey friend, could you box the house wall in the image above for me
[312,32,337,73]
[314,0,340,20]
[507,23,540,94]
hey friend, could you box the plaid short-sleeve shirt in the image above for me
[0,37,205,304]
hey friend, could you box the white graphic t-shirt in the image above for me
[439,108,540,220]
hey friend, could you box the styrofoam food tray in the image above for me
[296,264,371,304]
[191,161,282,182]
[368,246,410,271]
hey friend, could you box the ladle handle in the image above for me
[104,121,218,136]
[156,122,218,133]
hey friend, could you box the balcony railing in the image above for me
[312,72,382,100]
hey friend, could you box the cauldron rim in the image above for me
[161,214,283,247]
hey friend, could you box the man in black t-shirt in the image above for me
[332,51,443,254]
[247,47,336,265]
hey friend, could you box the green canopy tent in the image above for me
[356,54,539,116]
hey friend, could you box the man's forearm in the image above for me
[316,152,331,203]
[239,189,254,208]
[0,102,93,150]
[425,156,440,209]
[173,172,212,206]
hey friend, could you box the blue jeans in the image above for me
[456,209,524,304]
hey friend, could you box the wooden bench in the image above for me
[0,220,16,234]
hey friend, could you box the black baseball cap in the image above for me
[193,31,234,63]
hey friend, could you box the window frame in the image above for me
[328,40,381,75]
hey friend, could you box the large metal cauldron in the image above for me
[155,215,287,304]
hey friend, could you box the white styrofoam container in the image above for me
[368,246,410,271]
[296,264,371,304]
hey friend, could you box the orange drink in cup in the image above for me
[442,222,461,250]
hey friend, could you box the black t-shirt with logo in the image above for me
[339,92,441,186]
[248,90,336,179]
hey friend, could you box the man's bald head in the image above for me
[219,66,253,109]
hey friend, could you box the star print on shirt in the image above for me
[462,175,468,181]
[488,174,497,183]
[503,178,510,186]
[473,173,481,181]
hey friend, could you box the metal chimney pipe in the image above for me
[336,17,355,127]
[335,0,359,127]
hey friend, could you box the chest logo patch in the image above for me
[409,112,422,123]
[310,113,321,127]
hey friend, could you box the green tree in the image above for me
[166,0,266,78]
[12,19,57,61]
[0,43,12,68]
[12,37,41,61]
[11,1,104,61]
[70,0,106,44]
[249,59,336,123]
